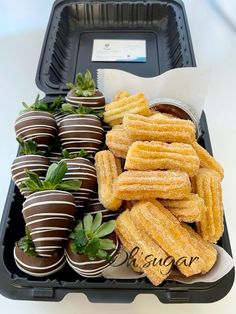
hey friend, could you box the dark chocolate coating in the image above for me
[22,190,76,257]
[53,112,69,125]
[15,111,57,152]
[66,89,105,111]
[62,157,97,210]
[65,233,120,277]
[11,155,49,197]
[58,114,103,154]
[86,191,120,221]
[14,245,65,277]
[48,151,62,164]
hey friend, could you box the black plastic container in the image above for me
[0,0,234,303]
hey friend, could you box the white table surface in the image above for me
[0,0,235,312]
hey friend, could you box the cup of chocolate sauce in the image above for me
[149,98,200,138]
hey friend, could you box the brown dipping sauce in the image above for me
[151,104,192,121]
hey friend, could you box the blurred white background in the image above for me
[0,0,235,313]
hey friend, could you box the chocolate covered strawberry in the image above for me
[66,70,105,111]
[58,104,104,154]
[86,191,120,221]
[14,228,66,277]
[65,212,120,277]
[21,161,81,257]
[61,152,97,210]
[15,95,58,152]
[11,138,49,197]
[47,138,63,164]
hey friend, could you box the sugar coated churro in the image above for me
[123,113,196,143]
[113,90,130,101]
[106,125,132,159]
[95,150,122,211]
[104,93,151,126]
[116,209,170,286]
[160,193,206,223]
[195,168,224,243]
[125,141,200,176]
[192,142,224,180]
[114,170,191,200]
[130,200,217,276]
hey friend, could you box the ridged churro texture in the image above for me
[125,141,200,176]
[123,113,196,143]
[160,193,206,223]
[106,126,132,159]
[104,93,151,126]
[115,210,170,286]
[181,223,217,273]
[95,150,122,211]
[195,168,224,243]
[114,170,191,200]
[130,200,217,276]
[113,90,130,101]
[192,142,224,180]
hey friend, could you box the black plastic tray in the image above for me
[0,0,234,303]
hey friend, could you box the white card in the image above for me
[92,39,146,62]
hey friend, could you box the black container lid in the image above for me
[36,0,196,96]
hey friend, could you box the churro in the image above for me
[95,150,122,211]
[123,113,196,143]
[125,141,200,176]
[116,210,170,286]
[106,125,132,159]
[181,223,217,273]
[113,90,130,101]
[114,170,191,200]
[104,93,151,126]
[130,200,217,276]
[195,168,223,243]
[160,193,206,223]
[192,142,224,180]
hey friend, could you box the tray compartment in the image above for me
[36,0,195,95]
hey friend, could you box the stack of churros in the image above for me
[95,90,224,286]
[103,92,151,126]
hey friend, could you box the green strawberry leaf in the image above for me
[96,249,108,260]
[94,220,116,238]
[61,103,77,114]
[91,212,102,232]
[67,82,75,89]
[83,214,93,232]
[45,161,68,186]
[57,180,81,191]
[62,149,70,158]
[17,138,44,156]
[74,229,88,248]
[84,238,100,259]
[99,238,116,250]
[18,228,37,256]
[25,170,43,188]
[74,221,83,233]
